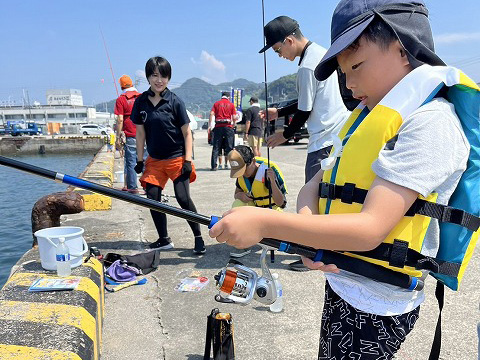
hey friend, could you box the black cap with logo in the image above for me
[259,16,299,53]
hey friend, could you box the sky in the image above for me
[1,0,479,107]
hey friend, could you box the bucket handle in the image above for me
[45,236,89,258]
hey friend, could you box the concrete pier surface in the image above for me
[60,131,479,359]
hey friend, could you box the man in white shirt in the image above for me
[260,16,351,271]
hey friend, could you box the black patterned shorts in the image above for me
[318,282,420,359]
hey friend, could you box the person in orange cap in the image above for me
[114,75,142,193]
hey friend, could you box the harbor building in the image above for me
[0,89,114,128]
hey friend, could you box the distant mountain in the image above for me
[172,78,225,116]
[96,74,298,117]
[96,99,116,114]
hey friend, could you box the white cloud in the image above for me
[191,50,227,84]
[435,32,480,44]
[200,76,212,83]
[135,69,146,79]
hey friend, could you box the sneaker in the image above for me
[211,167,218,171]
[288,259,310,272]
[193,236,206,255]
[224,164,230,170]
[148,237,174,250]
[230,248,252,258]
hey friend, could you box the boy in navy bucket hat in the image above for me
[315,0,445,81]
[210,0,477,358]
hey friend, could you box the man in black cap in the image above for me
[243,96,263,157]
[260,15,350,271]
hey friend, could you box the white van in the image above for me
[80,124,107,135]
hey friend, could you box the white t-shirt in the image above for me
[297,42,350,153]
[325,98,470,316]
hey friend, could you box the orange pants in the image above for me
[140,156,196,189]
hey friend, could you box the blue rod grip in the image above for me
[312,250,324,262]
[209,216,221,229]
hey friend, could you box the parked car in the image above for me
[269,99,309,144]
[80,124,107,135]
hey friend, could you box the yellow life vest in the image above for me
[237,157,287,211]
[319,65,480,289]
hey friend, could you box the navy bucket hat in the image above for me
[315,0,445,81]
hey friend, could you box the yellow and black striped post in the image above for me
[0,258,104,360]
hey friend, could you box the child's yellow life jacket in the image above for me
[319,65,480,290]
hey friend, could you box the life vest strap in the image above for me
[348,241,461,276]
[407,198,480,232]
[256,203,275,208]
[251,195,271,201]
[319,182,480,231]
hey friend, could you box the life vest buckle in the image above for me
[340,183,356,204]
[319,182,335,199]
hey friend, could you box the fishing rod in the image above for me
[261,0,275,264]
[100,27,119,97]
[0,155,423,292]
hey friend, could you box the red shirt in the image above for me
[211,98,236,128]
[114,90,141,137]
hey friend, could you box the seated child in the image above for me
[227,145,287,257]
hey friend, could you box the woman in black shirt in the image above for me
[131,56,205,254]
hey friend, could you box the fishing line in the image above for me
[261,0,275,262]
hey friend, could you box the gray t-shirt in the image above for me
[325,98,470,316]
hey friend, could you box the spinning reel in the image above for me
[214,245,277,305]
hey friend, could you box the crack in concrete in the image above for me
[138,209,147,245]
[151,274,168,359]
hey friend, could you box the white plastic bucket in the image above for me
[34,226,88,270]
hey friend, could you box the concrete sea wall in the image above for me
[0,146,113,359]
[0,136,105,155]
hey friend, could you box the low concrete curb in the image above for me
[0,258,104,360]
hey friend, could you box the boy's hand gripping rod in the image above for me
[0,155,423,291]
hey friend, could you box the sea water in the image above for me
[0,153,92,287]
